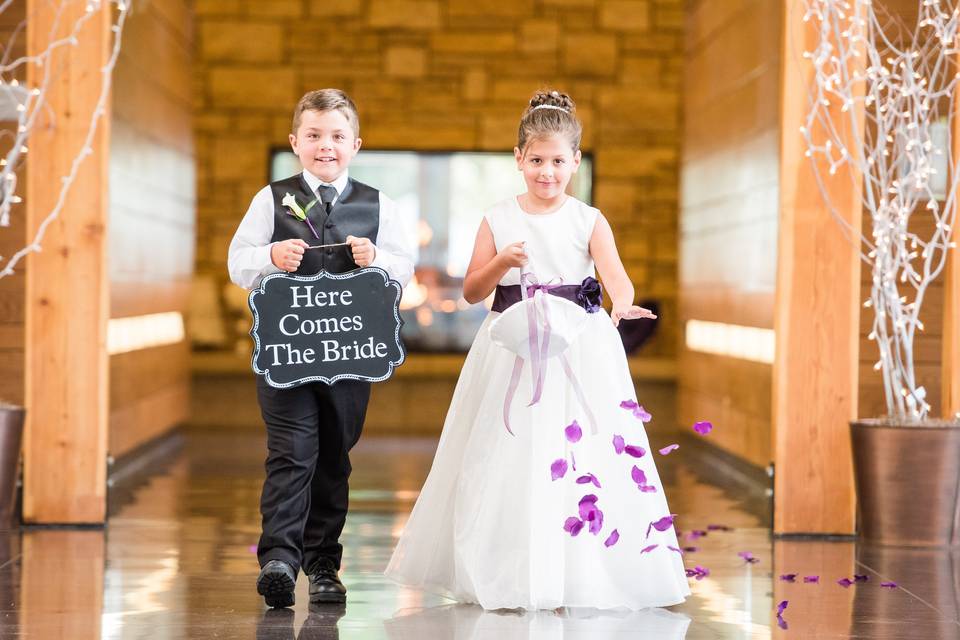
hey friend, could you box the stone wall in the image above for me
[193,0,683,358]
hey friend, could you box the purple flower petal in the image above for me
[563,517,584,536]
[837,578,854,588]
[777,615,788,630]
[693,421,714,435]
[248,545,258,554]
[780,574,798,582]
[686,530,707,540]
[619,399,639,410]
[575,473,602,488]
[550,458,568,481]
[668,546,683,554]
[646,514,677,538]
[641,544,658,554]
[564,420,582,443]
[707,524,731,531]
[683,546,699,553]
[737,551,760,564]
[578,494,604,534]
[632,405,652,422]
[639,484,658,493]
[613,434,625,454]
[776,600,788,616]
[588,509,604,535]
[624,445,647,458]
[658,444,680,456]
[687,565,710,580]
[631,465,647,485]
[804,575,820,583]
[854,574,868,582]
[604,529,620,547]
[881,581,897,588]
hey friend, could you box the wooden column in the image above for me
[945,88,960,420]
[945,245,960,418]
[773,1,862,534]
[23,1,112,523]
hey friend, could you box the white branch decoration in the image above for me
[802,0,959,421]
[0,0,129,279]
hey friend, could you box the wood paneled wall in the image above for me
[108,0,195,458]
[678,0,781,468]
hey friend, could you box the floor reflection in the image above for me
[0,430,956,638]
[384,604,691,639]
[256,604,346,640]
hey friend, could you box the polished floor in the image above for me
[0,429,957,639]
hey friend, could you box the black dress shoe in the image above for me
[308,558,347,604]
[257,559,297,608]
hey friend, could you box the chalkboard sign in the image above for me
[249,268,405,388]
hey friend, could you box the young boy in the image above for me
[228,89,415,608]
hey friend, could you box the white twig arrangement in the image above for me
[801,0,958,420]
[0,0,129,279]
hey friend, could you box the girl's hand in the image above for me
[497,241,528,268]
[611,303,657,327]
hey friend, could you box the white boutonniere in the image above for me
[282,192,320,238]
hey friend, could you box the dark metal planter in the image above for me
[0,404,23,527]
[851,419,960,546]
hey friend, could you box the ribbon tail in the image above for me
[525,288,543,405]
[560,353,598,435]
[503,356,524,436]
[529,292,552,405]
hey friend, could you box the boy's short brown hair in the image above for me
[291,89,360,137]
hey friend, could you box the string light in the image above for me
[0,0,130,267]
[802,0,958,421]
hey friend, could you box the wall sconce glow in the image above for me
[108,312,185,355]
[685,320,775,364]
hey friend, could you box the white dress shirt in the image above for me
[228,170,415,290]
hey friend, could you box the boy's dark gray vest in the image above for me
[269,174,380,275]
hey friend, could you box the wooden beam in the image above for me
[945,244,960,418]
[773,0,862,534]
[945,82,960,420]
[24,1,112,523]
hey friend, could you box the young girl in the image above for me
[385,90,690,610]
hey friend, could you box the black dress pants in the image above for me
[256,376,370,574]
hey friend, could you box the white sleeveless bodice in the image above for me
[483,196,599,286]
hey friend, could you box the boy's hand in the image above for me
[497,241,528,268]
[611,303,657,327]
[271,239,308,272]
[346,235,376,267]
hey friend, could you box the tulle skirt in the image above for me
[385,310,691,610]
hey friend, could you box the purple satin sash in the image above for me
[492,283,589,313]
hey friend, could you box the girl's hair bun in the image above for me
[529,90,576,113]
[518,89,582,151]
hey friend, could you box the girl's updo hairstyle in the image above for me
[517,89,582,153]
